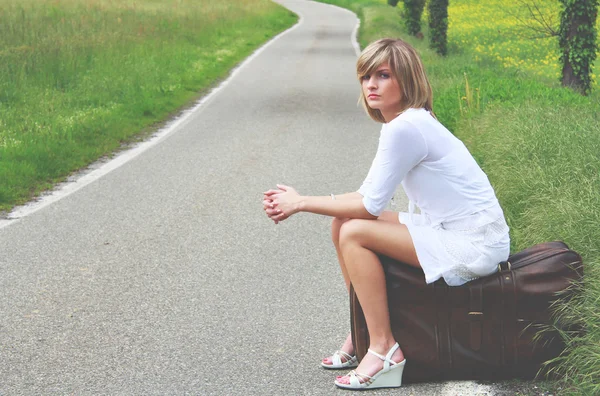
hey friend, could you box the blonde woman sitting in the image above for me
[262,38,510,390]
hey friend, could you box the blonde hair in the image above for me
[357,38,434,123]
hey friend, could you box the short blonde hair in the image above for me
[357,38,434,123]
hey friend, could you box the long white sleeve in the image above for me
[358,120,427,217]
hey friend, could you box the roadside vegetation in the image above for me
[317,0,600,394]
[0,0,296,212]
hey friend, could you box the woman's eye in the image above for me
[362,75,370,81]
[379,73,390,79]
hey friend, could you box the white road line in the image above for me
[351,19,361,55]
[440,380,495,395]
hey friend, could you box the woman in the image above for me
[262,38,510,390]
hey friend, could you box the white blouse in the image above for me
[358,108,502,227]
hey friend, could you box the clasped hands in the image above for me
[262,184,300,224]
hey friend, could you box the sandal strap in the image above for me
[331,350,354,366]
[367,342,400,370]
[367,349,386,361]
[347,370,373,387]
[337,350,354,361]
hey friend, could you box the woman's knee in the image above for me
[331,217,349,243]
[338,219,367,248]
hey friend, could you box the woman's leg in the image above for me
[331,212,400,290]
[321,217,354,365]
[336,218,420,383]
[331,217,352,291]
[323,212,401,365]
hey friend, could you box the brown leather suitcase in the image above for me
[350,241,583,382]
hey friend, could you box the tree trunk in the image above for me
[404,0,426,36]
[559,0,598,95]
[561,12,584,90]
[428,0,449,56]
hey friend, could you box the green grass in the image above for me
[0,0,297,212]
[465,102,600,395]
[317,0,600,394]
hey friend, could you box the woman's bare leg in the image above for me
[323,212,400,366]
[331,217,352,291]
[331,212,400,290]
[336,218,420,384]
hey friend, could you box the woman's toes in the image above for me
[336,375,349,384]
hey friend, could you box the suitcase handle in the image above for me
[498,260,511,272]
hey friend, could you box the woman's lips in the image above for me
[368,94,380,99]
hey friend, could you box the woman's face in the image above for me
[361,62,402,122]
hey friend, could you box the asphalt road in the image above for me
[0,1,503,394]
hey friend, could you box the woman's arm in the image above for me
[299,194,375,219]
[333,192,363,201]
[359,120,427,216]
[263,186,375,223]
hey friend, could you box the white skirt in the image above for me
[399,206,510,286]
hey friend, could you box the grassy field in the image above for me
[448,0,598,85]
[0,0,296,212]
[318,0,600,394]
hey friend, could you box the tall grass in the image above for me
[317,0,600,393]
[0,0,296,212]
[462,103,600,395]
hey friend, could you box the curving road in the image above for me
[0,1,497,394]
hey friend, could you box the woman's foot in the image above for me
[322,333,357,369]
[335,340,404,386]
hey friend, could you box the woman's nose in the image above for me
[367,76,377,89]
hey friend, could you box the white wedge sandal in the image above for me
[321,350,358,369]
[334,342,406,390]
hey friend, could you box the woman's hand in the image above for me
[262,184,301,224]
[262,189,283,224]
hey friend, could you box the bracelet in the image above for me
[330,193,336,200]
